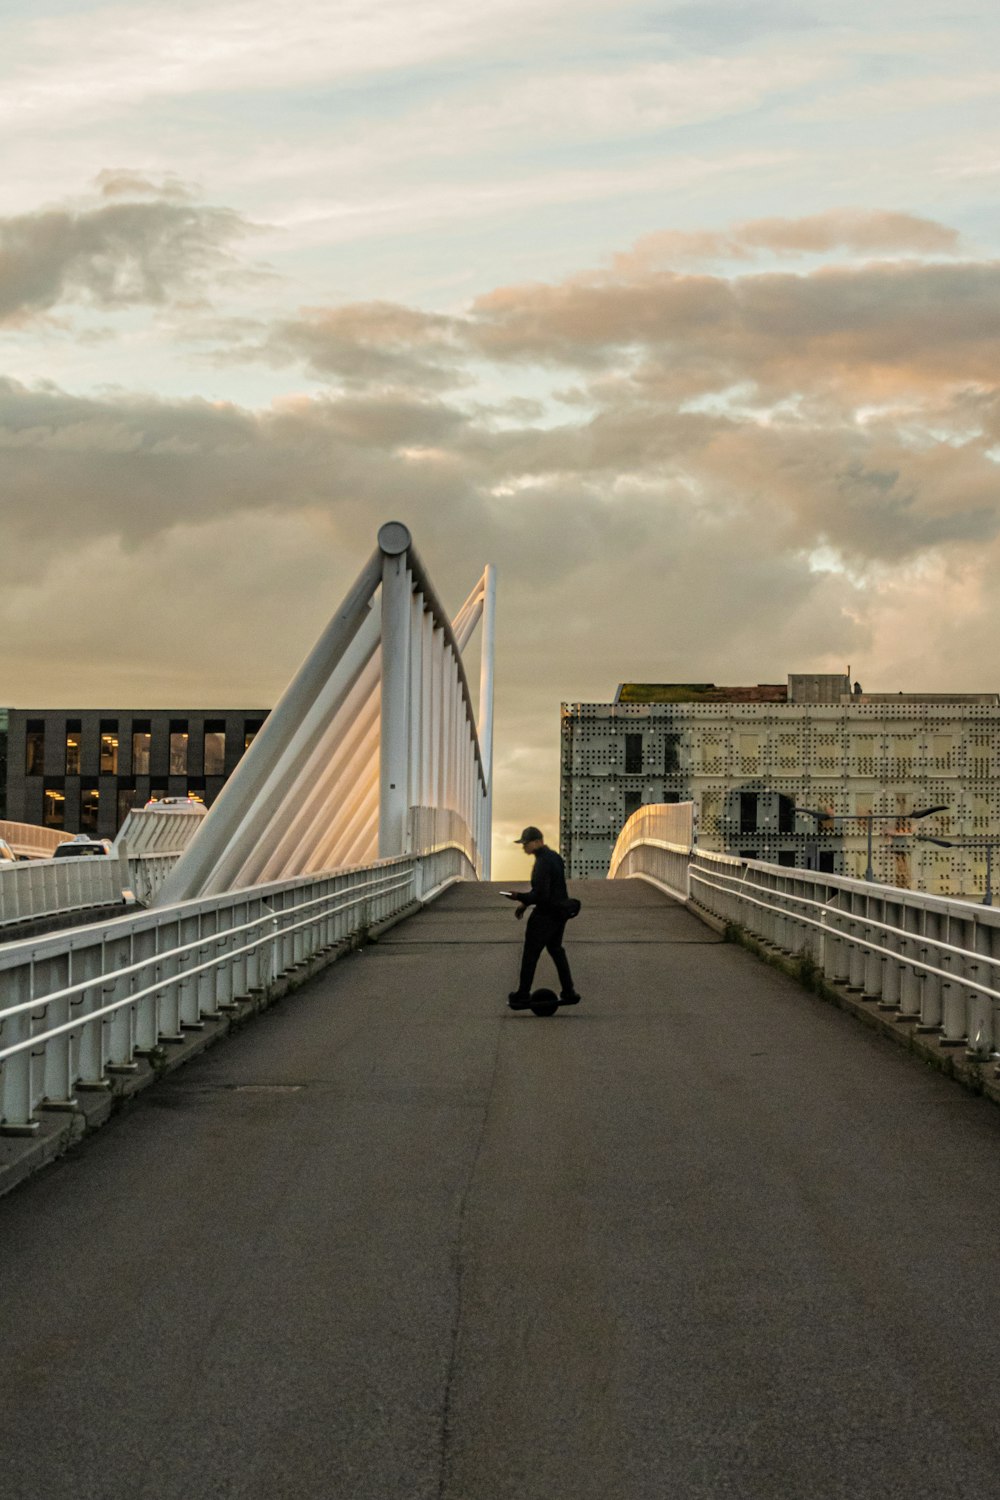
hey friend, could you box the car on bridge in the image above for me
[52,835,113,858]
[143,796,207,815]
[0,838,17,864]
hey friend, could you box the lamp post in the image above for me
[902,834,998,906]
[798,805,949,883]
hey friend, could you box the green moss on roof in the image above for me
[617,683,718,703]
[616,683,788,704]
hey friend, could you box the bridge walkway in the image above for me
[3,882,1000,1498]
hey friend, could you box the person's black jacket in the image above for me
[517,846,571,918]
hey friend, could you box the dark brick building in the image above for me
[5,708,269,841]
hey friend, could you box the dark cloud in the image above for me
[0,192,254,324]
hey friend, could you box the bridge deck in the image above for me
[3,881,1000,1498]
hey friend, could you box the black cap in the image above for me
[515,826,544,845]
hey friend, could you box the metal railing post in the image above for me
[0,962,40,1134]
[379,524,412,859]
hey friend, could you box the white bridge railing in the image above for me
[0,857,125,933]
[610,804,1000,1060]
[0,821,74,860]
[0,844,470,1134]
[0,809,204,932]
[608,802,695,901]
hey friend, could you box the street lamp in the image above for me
[903,834,999,906]
[798,804,949,883]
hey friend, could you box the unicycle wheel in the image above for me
[529,988,560,1016]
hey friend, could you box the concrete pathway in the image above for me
[3,880,1000,1499]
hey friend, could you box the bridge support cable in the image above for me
[154,523,495,904]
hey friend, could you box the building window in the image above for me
[818,851,836,873]
[624,734,643,774]
[664,733,680,773]
[43,784,65,829]
[740,792,758,834]
[117,782,138,828]
[65,720,82,775]
[80,784,99,834]
[932,735,954,773]
[624,790,642,818]
[739,849,757,860]
[99,720,119,774]
[702,738,722,771]
[244,719,264,752]
[25,720,45,775]
[132,722,152,775]
[169,721,189,774]
[739,734,760,769]
[777,851,796,867]
[204,722,225,776]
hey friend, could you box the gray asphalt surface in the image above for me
[3,880,1000,1499]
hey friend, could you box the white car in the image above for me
[143,796,207,815]
[53,835,113,858]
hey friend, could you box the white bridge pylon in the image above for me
[155,523,496,903]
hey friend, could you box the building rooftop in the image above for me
[614,674,1000,707]
[615,683,788,704]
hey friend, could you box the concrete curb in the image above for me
[0,898,422,1201]
[688,898,1000,1109]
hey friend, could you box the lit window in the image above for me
[80,785,99,833]
[243,720,264,752]
[100,722,119,774]
[65,722,81,776]
[43,787,65,828]
[132,727,151,775]
[204,726,225,776]
[169,726,189,774]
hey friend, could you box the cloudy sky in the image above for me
[3,0,999,875]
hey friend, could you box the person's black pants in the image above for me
[518,910,575,995]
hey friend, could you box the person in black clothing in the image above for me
[505,826,581,1008]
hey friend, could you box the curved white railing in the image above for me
[611,828,1000,1062]
[0,857,124,931]
[0,821,73,860]
[686,849,1000,1055]
[0,810,207,931]
[609,806,1000,1059]
[608,803,695,899]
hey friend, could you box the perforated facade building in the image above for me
[560,673,1000,898]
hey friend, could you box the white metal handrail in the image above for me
[0,820,73,859]
[690,865,1000,970]
[0,874,415,1064]
[608,805,1000,1055]
[0,844,471,1132]
[0,869,412,1037]
[687,869,1000,1004]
